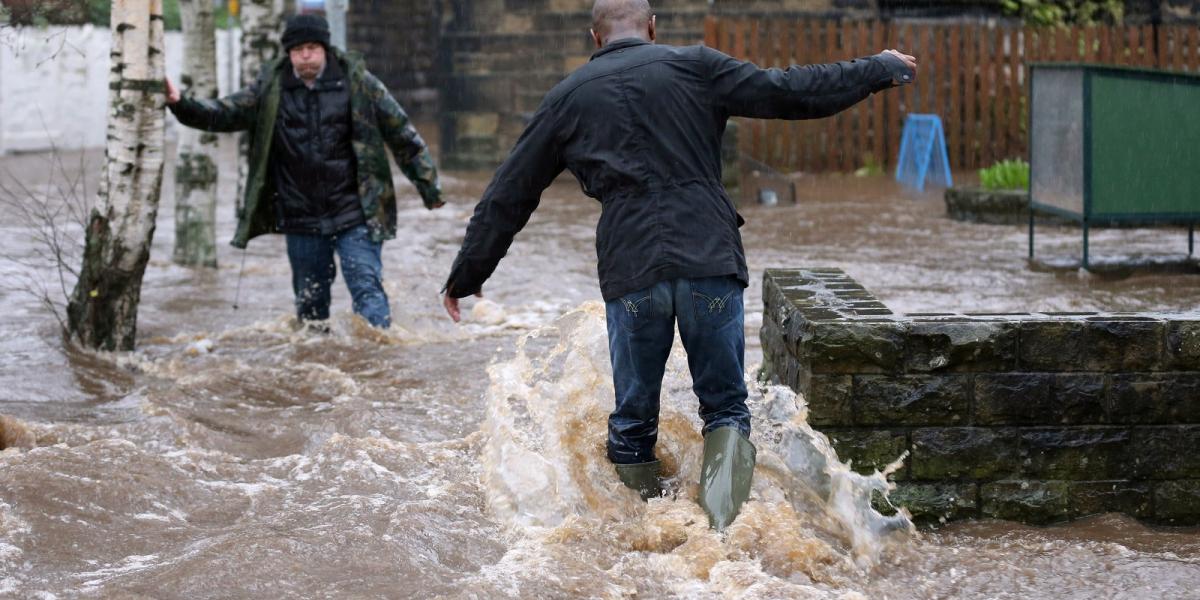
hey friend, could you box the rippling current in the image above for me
[1,147,1198,598]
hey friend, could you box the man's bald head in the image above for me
[591,0,653,44]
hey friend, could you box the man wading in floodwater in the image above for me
[442,0,916,530]
[166,15,444,329]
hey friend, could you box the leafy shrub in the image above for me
[978,159,1029,191]
[88,0,182,30]
[1001,0,1124,26]
[854,153,884,178]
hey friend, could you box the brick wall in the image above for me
[347,0,442,118]
[435,0,847,170]
[761,267,1200,525]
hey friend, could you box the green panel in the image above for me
[1089,72,1200,218]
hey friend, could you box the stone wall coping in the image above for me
[764,268,1200,323]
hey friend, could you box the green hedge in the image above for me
[5,0,234,30]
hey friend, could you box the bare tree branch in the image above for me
[0,138,93,334]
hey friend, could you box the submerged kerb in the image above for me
[761,267,1200,526]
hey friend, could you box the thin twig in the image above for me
[0,137,92,332]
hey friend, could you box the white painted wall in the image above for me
[0,25,242,154]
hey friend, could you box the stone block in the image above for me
[783,357,810,396]
[911,428,1022,480]
[981,481,1072,524]
[762,284,792,333]
[782,287,817,306]
[1051,374,1109,423]
[562,55,591,72]
[1163,375,1200,420]
[905,321,1018,372]
[887,482,978,523]
[1019,319,1164,372]
[1069,481,1152,519]
[854,376,969,426]
[1153,480,1200,524]
[497,13,534,34]
[1019,321,1089,371]
[1110,374,1200,424]
[453,112,500,138]
[1082,319,1165,371]
[805,375,853,427]
[1131,426,1200,479]
[442,75,513,111]
[974,374,1108,425]
[944,186,1029,225]
[974,373,1052,425]
[762,269,807,295]
[1019,427,1131,479]
[760,319,787,369]
[824,428,908,478]
[1166,320,1200,370]
[799,321,906,374]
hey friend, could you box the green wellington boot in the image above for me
[614,460,662,501]
[698,426,756,531]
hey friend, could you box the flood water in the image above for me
[1,146,1198,598]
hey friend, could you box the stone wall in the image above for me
[434,0,867,170]
[346,0,442,119]
[761,267,1200,525]
[945,187,1032,225]
[944,186,1080,226]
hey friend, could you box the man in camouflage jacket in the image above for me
[167,14,442,329]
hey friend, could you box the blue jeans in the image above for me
[605,275,751,465]
[285,224,391,328]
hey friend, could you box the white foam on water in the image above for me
[78,554,162,587]
[479,303,912,592]
[0,578,19,595]
[0,542,22,562]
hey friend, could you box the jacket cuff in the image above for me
[442,275,480,298]
[874,52,915,87]
[421,184,443,209]
[167,96,203,125]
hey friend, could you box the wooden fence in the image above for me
[704,16,1200,173]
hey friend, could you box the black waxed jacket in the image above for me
[445,39,913,301]
[272,58,363,235]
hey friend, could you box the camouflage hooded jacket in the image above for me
[169,48,441,248]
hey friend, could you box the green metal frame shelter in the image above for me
[1028,63,1200,267]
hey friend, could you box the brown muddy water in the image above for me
[1,147,1198,599]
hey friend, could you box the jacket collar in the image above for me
[282,52,345,90]
[590,38,651,60]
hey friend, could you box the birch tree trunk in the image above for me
[172,0,219,268]
[66,0,166,351]
[234,0,283,218]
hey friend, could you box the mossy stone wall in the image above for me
[762,267,1200,524]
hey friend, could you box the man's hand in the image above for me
[881,49,917,84]
[165,77,181,105]
[443,291,482,323]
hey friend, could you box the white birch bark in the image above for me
[172,0,219,268]
[234,0,283,217]
[67,0,166,351]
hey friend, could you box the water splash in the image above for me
[481,302,911,589]
[0,415,39,451]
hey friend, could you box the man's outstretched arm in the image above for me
[165,72,263,133]
[705,47,917,120]
[442,102,566,321]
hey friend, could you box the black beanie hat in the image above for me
[282,14,331,52]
